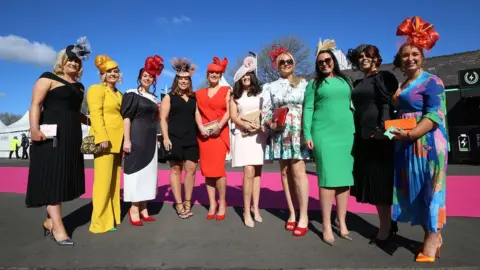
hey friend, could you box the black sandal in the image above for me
[184,200,193,217]
[174,203,189,219]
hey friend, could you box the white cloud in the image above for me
[0,35,57,67]
[155,15,192,25]
[0,92,6,98]
[162,70,176,78]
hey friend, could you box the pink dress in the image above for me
[232,92,267,167]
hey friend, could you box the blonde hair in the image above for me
[52,49,83,80]
[276,52,302,87]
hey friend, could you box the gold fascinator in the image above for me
[316,39,336,57]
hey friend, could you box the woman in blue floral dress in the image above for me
[390,16,447,263]
[261,46,310,237]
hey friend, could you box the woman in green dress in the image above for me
[303,40,355,245]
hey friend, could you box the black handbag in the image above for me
[157,135,171,163]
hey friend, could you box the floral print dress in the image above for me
[392,72,448,233]
[261,78,310,160]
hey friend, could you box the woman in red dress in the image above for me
[195,57,231,221]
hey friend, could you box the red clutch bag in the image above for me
[273,108,289,126]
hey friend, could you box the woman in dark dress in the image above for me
[121,55,164,226]
[347,44,399,246]
[159,58,199,219]
[26,37,91,245]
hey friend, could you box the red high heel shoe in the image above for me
[140,213,156,222]
[216,202,227,221]
[206,203,218,220]
[293,221,309,237]
[285,221,297,231]
[128,210,143,226]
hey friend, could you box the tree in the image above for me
[0,112,22,125]
[228,36,314,85]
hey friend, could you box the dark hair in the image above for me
[313,50,351,89]
[393,43,425,69]
[137,68,157,97]
[170,75,195,97]
[232,72,262,100]
[346,44,382,71]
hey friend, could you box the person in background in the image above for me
[87,55,124,234]
[25,37,91,245]
[9,136,20,159]
[160,57,199,219]
[21,133,29,159]
[121,55,164,226]
[196,57,231,221]
[390,16,447,263]
[303,39,354,245]
[347,44,399,247]
[262,46,310,237]
[230,54,267,228]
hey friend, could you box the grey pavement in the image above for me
[0,193,479,269]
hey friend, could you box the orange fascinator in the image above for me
[396,16,439,51]
[144,55,164,76]
[207,57,228,73]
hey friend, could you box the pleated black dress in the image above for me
[350,71,398,205]
[25,72,85,207]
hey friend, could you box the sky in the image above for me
[0,0,479,115]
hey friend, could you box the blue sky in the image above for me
[0,0,479,115]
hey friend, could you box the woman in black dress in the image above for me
[159,58,199,218]
[347,44,399,246]
[26,37,91,245]
[121,55,164,225]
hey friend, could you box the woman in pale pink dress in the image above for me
[230,54,267,228]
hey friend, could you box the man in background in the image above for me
[9,136,20,159]
[21,133,29,159]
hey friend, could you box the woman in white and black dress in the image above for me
[26,37,91,246]
[121,55,164,226]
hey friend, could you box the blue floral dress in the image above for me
[392,72,448,233]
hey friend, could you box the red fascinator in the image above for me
[207,57,228,73]
[268,45,289,69]
[396,16,439,51]
[144,55,164,76]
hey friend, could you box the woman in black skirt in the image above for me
[25,37,91,245]
[347,44,399,246]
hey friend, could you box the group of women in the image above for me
[24,15,447,264]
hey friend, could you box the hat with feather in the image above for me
[66,36,92,60]
[170,57,197,77]
[233,55,257,83]
[315,38,336,57]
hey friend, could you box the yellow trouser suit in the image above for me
[86,84,124,233]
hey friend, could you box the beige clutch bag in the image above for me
[240,110,261,136]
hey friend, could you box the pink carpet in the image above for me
[1,167,479,217]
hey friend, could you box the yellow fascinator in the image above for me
[315,39,336,57]
[94,55,118,73]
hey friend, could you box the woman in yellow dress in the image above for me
[87,55,124,233]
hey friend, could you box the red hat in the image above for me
[144,55,164,76]
[268,45,289,69]
[207,56,228,73]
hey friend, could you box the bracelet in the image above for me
[30,125,40,130]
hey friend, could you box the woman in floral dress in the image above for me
[262,46,310,237]
[390,16,447,263]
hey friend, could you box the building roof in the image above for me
[339,50,480,88]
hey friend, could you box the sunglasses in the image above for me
[317,58,332,66]
[279,59,294,66]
